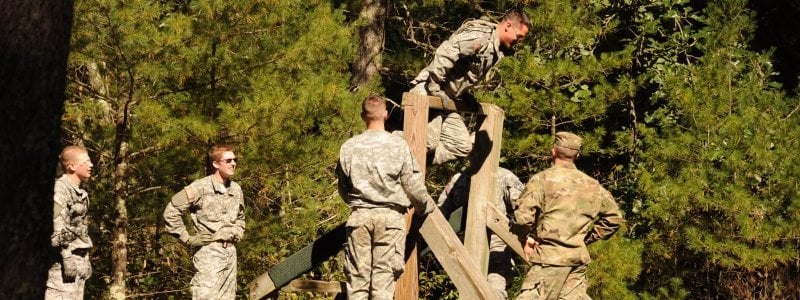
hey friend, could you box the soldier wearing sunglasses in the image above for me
[163,144,245,299]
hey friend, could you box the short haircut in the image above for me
[554,145,579,160]
[59,145,88,172]
[361,94,387,121]
[503,9,531,29]
[208,144,234,162]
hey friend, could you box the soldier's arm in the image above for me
[424,31,490,84]
[513,176,544,228]
[504,171,525,206]
[162,187,196,243]
[51,186,75,249]
[335,160,352,203]
[584,190,624,245]
[399,147,436,215]
[233,195,246,240]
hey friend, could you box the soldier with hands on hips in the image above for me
[513,132,624,300]
[163,144,245,299]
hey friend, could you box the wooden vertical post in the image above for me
[396,92,429,300]
[464,104,504,273]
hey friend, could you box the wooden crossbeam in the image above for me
[486,205,530,265]
[281,279,346,298]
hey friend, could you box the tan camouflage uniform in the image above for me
[337,129,436,300]
[514,132,623,300]
[438,167,524,299]
[408,19,506,165]
[47,175,93,300]
[163,175,245,300]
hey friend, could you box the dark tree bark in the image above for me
[0,0,74,298]
[349,0,387,91]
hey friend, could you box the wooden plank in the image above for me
[464,104,504,273]
[282,279,346,294]
[248,223,347,300]
[396,92,430,300]
[485,205,531,265]
[419,208,503,299]
[248,272,277,300]
[401,92,483,113]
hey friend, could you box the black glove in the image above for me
[62,255,79,281]
[415,200,436,216]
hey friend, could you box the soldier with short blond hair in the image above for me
[514,132,624,300]
[163,144,245,299]
[47,145,94,299]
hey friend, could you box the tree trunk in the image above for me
[349,0,387,91]
[109,101,132,300]
[0,0,74,298]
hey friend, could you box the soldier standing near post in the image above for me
[438,166,524,299]
[409,9,530,165]
[513,132,624,300]
[163,144,245,299]
[47,145,94,299]
[336,94,437,300]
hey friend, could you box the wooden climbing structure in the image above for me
[248,93,527,300]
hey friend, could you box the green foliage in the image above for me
[62,0,799,298]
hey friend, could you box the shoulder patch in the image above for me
[184,186,198,203]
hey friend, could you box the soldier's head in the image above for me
[552,131,582,161]
[361,94,388,123]
[59,145,93,182]
[498,9,530,49]
[208,144,237,180]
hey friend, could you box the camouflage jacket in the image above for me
[410,19,504,101]
[52,175,93,251]
[163,175,245,243]
[336,129,434,212]
[514,163,623,266]
[438,167,524,217]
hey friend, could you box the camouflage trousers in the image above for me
[488,234,514,299]
[345,207,407,300]
[45,252,90,300]
[516,264,590,300]
[406,86,474,165]
[191,242,237,300]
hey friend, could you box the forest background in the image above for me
[56,0,799,298]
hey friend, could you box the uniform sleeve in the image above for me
[335,160,352,203]
[399,147,435,213]
[504,172,525,205]
[420,31,491,88]
[51,187,74,248]
[233,195,246,240]
[584,189,624,245]
[514,175,545,228]
[163,186,196,243]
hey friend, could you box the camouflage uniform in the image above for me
[437,167,524,299]
[163,175,245,300]
[513,132,624,300]
[47,175,93,300]
[336,129,436,300]
[409,19,506,165]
